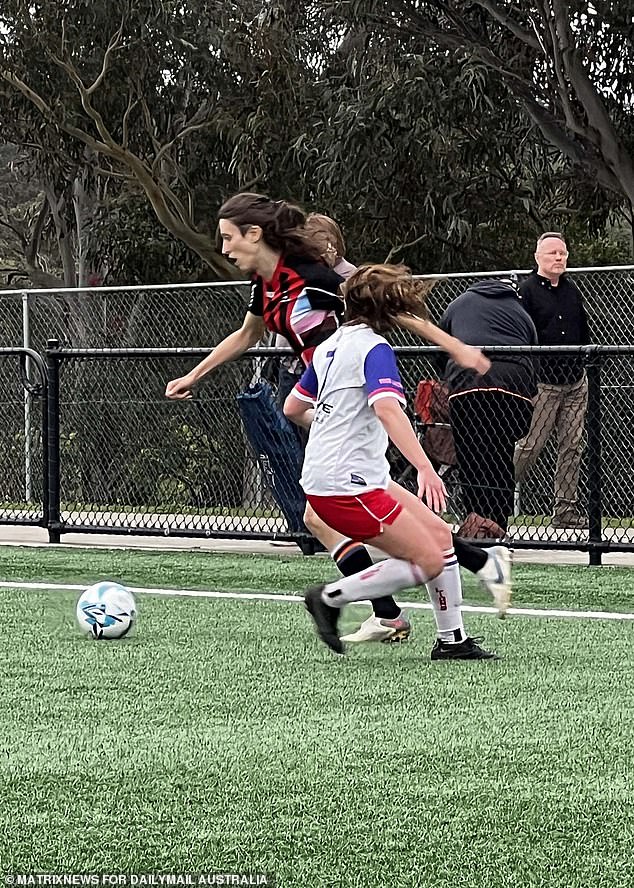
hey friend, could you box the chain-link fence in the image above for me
[0,282,251,355]
[2,269,634,561]
[0,348,47,526]
[22,342,627,562]
[44,345,310,545]
[1,266,633,351]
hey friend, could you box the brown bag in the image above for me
[456,512,506,541]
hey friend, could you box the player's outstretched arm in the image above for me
[165,312,266,400]
[396,314,490,375]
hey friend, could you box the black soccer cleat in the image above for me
[431,636,500,661]
[304,585,344,655]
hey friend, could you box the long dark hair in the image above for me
[341,264,432,333]
[218,192,323,261]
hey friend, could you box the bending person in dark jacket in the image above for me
[439,279,537,534]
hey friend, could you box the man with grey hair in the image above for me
[514,232,591,529]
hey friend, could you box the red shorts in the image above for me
[306,489,403,541]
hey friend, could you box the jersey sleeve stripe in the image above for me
[368,389,407,406]
[293,385,316,403]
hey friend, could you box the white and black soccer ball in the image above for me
[76,581,137,640]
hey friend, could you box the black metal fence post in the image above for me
[585,346,603,565]
[45,339,61,543]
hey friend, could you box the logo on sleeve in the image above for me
[379,377,403,389]
[350,473,367,486]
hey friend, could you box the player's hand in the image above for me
[452,342,491,375]
[165,374,195,400]
[417,464,447,514]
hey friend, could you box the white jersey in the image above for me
[294,324,406,496]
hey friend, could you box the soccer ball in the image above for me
[76,581,137,640]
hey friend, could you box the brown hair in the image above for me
[217,192,322,260]
[305,213,346,260]
[341,264,431,333]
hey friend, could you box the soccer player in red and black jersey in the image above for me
[247,252,344,368]
[165,193,344,394]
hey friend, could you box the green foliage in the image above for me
[567,227,633,268]
[0,0,631,282]
[85,195,207,285]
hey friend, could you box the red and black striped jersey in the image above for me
[248,254,344,366]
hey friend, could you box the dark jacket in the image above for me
[439,280,538,399]
[518,271,590,385]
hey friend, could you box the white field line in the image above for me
[0,580,633,621]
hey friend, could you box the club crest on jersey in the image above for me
[350,473,367,486]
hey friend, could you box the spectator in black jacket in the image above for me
[514,233,591,529]
[439,279,537,534]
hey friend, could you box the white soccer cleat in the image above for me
[478,545,512,619]
[341,613,411,643]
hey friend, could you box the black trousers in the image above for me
[450,391,533,531]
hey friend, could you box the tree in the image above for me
[0,143,58,287]
[1,0,630,282]
[328,1,634,213]
[0,0,242,280]
[279,9,622,269]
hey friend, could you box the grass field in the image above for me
[2,545,634,887]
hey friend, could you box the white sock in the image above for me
[425,549,467,643]
[320,558,427,608]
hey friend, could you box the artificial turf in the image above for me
[1,546,634,887]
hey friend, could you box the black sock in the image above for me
[332,540,401,620]
[452,534,487,573]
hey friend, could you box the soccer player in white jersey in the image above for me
[284,264,498,659]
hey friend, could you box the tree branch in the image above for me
[86,19,125,95]
[152,121,215,172]
[122,91,138,149]
[537,0,588,141]
[25,197,50,268]
[521,95,624,195]
[47,50,119,148]
[473,0,541,50]
[384,230,429,263]
[93,164,133,180]
[139,95,162,155]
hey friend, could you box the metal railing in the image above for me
[28,341,634,563]
[1,266,633,353]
